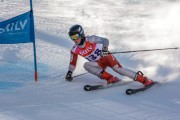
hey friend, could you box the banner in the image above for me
[0,11,34,44]
[0,9,38,82]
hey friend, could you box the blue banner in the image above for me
[0,11,35,44]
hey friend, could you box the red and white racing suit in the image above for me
[68,35,136,79]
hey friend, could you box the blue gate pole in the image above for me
[30,0,33,11]
[30,0,38,82]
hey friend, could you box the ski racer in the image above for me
[65,24,154,87]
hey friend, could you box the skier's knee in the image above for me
[83,62,90,71]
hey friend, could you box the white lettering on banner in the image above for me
[0,19,28,34]
[79,46,93,55]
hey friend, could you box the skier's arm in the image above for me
[66,51,78,81]
[69,51,78,72]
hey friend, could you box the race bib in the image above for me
[85,44,102,61]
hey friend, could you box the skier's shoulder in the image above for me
[85,35,101,43]
[86,35,100,40]
[86,35,108,41]
[70,44,78,53]
[86,35,109,46]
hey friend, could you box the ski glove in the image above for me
[66,71,73,81]
[101,47,108,57]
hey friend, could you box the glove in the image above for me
[101,47,108,57]
[66,71,73,81]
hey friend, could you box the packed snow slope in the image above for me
[0,0,180,120]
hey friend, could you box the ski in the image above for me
[126,81,158,95]
[84,80,131,91]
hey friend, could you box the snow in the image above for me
[0,0,180,120]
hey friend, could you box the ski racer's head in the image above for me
[68,24,85,46]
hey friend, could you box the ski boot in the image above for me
[134,71,154,87]
[99,70,120,84]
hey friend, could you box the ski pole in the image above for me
[110,47,179,54]
[72,72,88,78]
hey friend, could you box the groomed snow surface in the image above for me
[0,0,180,120]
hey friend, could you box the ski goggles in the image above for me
[70,33,80,40]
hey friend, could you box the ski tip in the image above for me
[84,85,91,91]
[126,89,134,95]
